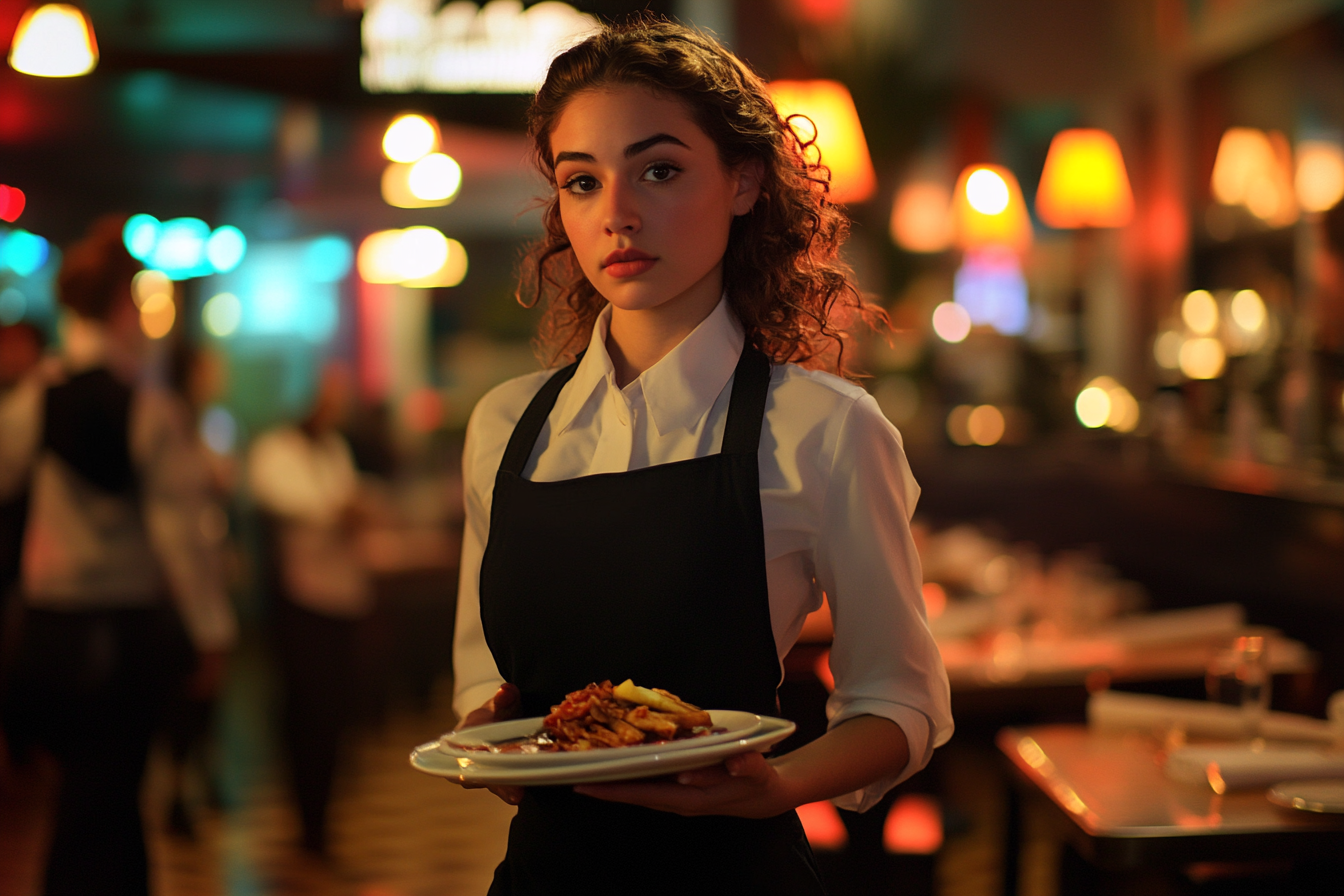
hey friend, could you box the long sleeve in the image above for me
[452,401,506,720]
[813,392,953,812]
[134,390,237,652]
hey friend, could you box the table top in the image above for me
[997,724,1344,867]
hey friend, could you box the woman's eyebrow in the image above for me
[552,133,689,167]
[624,133,689,157]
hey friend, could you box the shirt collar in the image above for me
[552,296,745,437]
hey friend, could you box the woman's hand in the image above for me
[456,684,525,806]
[573,750,794,818]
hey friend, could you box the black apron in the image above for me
[478,345,825,895]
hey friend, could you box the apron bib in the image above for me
[478,345,825,895]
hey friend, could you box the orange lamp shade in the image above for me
[952,164,1032,251]
[1035,129,1134,229]
[767,79,876,204]
[1210,127,1298,226]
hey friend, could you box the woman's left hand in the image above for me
[572,750,792,818]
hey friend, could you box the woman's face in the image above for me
[550,83,759,317]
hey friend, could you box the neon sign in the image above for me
[361,0,597,94]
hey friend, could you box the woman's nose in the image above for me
[602,183,640,235]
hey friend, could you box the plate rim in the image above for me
[435,709,765,766]
[1266,777,1344,814]
[412,715,796,786]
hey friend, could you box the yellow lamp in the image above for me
[1035,129,1134,229]
[952,164,1032,252]
[767,80,876,204]
[1210,127,1297,227]
[8,3,98,77]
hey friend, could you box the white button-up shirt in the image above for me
[453,298,952,811]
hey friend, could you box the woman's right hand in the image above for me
[456,683,524,806]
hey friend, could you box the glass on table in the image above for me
[1205,632,1271,739]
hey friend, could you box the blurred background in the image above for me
[3,1,1344,895]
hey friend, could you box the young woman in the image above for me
[451,19,952,894]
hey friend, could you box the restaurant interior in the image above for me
[3,0,1344,894]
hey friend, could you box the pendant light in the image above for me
[1035,129,1134,229]
[767,80,877,204]
[8,3,99,78]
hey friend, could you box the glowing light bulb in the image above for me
[1076,387,1111,428]
[932,302,971,343]
[382,114,438,163]
[1181,290,1219,335]
[965,169,1010,216]
[8,4,98,78]
[408,153,462,202]
[202,292,242,337]
[1230,289,1266,332]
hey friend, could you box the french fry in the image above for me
[609,718,645,744]
[621,705,679,740]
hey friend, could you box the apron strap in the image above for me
[497,352,585,478]
[719,345,771,456]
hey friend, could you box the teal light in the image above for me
[149,217,212,280]
[123,214,161,261]
[302,235,353,283]
[0,287,24,324]
[207,226,247,273]
[0,229,49,278]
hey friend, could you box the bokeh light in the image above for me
[1154,330,1183,370]
[139,292,175,339]
[408,153,463,202]
[0,287,24,324]
[932,302,972,343]
[965,168,1009,215]
[890,181,953,253]
[382,114,438,163]
[132,269,171,309]
[1230,289,1266,332]
[202,292,242,337]
[883,794,943,855]
[200,406,238,455]
[303,235,354,283]
[0,229,50,277]
[206,226,247,274]
[1181,290,1219,335]
[7,3,99,78]
[946,404,974,445]
[123,214,160,260]
[1179,336,1226,380]
[357,227,452,284]
[1075,386,1111,428]
[1295,140,1344,213]
[953,249,1029,335]
[967,405,1005,446]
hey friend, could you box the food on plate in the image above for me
[464,680,717,754]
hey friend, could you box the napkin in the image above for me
[1165,744,1344,791]
[1087,690,1341,743]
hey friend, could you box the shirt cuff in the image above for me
[825,700,934,813]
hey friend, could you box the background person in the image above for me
[0,216,236,896]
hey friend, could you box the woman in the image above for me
[451,19,951,895]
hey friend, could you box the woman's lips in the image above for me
[602,249,657,279]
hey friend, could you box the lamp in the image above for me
[1209,127,1297,227]
[8,4,98,78]
[1035,129,1134,229]
[951,164,1032,252]
[767,80,876,204]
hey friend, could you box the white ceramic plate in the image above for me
[411,715,796,786]
[1266,778,1344,814]
[435,709,763,767]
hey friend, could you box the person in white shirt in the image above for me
[248,362,370,856]
[450,19,952,895]
[0,216,236,896]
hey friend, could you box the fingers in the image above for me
[460,683,522,729]
[675,763,733,787]
[724,750,770,780]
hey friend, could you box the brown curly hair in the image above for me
[518,17,885,375]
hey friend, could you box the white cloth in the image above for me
[453,298,953,811]
[0,331,236,653]
[248,427,371,618]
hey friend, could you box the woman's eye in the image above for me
[643,163,680,183]
[562,175,599,194]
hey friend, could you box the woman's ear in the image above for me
[732,158,765,216]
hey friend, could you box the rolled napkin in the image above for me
[1088,690,1343,743]
[1165,744,1344,791]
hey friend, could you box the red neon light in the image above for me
[0,184,25,222]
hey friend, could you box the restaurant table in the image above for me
[996,724,1344,894]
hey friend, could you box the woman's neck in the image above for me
[604,273,723,389]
